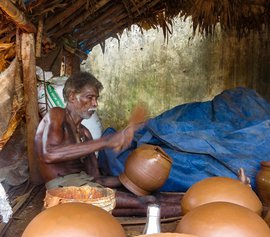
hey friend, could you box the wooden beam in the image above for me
[0,0,36,33]
[51,0,111,39]
[75,4,123,40]
[44,0,86,31]
[80,0,161,50]
[75,0,158,41]
[21,33,42,184]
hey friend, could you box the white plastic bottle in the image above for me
[142,204,161,234]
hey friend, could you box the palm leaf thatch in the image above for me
[0,0,269,71]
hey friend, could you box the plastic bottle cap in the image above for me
[148,204,160,216]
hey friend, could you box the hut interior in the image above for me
[1,0,270,236]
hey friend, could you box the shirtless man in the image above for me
[35,71,181,217]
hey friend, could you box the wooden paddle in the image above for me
[114,104,149,152]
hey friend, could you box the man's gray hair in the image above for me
[63,72,103,102]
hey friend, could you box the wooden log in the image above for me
[0,0,36,33]
[21,33,42,184]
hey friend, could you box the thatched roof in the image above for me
[0,0,270,71]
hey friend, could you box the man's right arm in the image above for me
[41,109,134,164]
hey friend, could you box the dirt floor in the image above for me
[1,185,179,237]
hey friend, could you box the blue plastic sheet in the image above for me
[98,87,270,192]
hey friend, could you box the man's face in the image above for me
[74,85,99,119]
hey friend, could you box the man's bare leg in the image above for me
[93,176,122,188]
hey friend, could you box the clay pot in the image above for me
[181,177,262,215]
[137,233,197,237]
[175,202,270,237]
[256,161,270,206]
[119,144,172,196]
[22,203,126,237]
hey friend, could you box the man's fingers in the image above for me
[113,126,134,152]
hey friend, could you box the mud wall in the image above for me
[82,18,270,130]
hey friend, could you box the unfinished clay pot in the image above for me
[256,161,270,206]
[119,144,172,196]
[137,233,198,237]
[22,202,126,237]
[181,176,262,215]
[175,202,270,237]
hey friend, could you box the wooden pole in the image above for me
[35,16,43,58]
[21,33,42,184]
[0,0,36,33]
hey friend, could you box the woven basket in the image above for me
[43,186,116,213]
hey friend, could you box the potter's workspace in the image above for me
[1,1,270,237]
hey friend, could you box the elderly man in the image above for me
[35,71,130,187]
[35,71,181,217]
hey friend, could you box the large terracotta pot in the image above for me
[22,203,126,237]
[256,161,270,206]
[175,202,270,237]
[119,144,172,196]
[137,233,197,237]
[181,177,262,215]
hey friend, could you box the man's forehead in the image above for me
[79,85,99,95]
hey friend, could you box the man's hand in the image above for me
[106,104,148,152]
[106,126,135,152]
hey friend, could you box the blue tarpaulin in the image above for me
[98,87,270,192]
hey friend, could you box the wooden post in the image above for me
[35,16,43,58]
[21,33,42,184]
[64,50,80,76]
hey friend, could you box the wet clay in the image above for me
[181,176,262,215]
[22,202,126,237]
